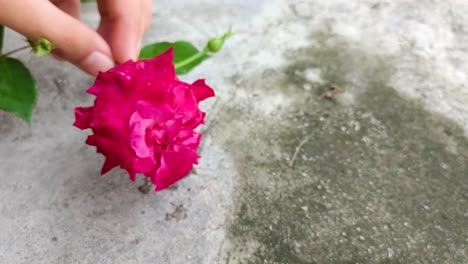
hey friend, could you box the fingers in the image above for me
[50,0,80,20]
[0,0,114,76]
[49,0,80,61]
[97,0,152,63]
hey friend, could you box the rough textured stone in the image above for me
[1,1,467,264]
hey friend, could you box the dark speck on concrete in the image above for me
[165,204,188,221]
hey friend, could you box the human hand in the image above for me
[0,0,152,76]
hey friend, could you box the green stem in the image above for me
[174,49,209,70]
[0,25,4,53]
[0,45,30,58]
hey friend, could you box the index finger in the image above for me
[96,0,152,63]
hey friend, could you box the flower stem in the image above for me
[138,177,153,194]
[174,49,209,71]
[0,25,4,53]
[1,45,30,58]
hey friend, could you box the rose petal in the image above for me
[134,48,176,84]
[85,135,97,146]
[178,131,202,150]
[73,106,93,129]
[132,101,174,125]
[129,79,167,104]
[134,157,157,175]
[191,79,215,102]
[152,147,198,191]
[130,119,155,158]
[170,82,199,124]
[92,134,135,177]
[165,118,182,141]
[101,157,119,174]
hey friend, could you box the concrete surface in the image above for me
[1,0,468,263]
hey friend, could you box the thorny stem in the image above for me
[0,45,30,58]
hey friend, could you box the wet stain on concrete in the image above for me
[216,33,468,264]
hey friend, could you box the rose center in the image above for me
[147,127,173,151]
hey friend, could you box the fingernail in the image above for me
[80,51,114,76]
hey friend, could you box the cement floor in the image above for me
[1,1,467,263]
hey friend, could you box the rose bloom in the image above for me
[74,48,215,191]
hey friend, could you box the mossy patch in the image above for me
[216,33,468,264]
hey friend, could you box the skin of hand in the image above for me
[0,0,152,76]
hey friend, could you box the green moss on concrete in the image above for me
[218,33,468,264]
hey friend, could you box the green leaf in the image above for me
[139,41,209,75]
[0,57,36,122]
[0,25,4,53]
[80,0,95,2]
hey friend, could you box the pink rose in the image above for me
[74,48,215,191]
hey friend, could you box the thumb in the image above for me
[0,0,114,76]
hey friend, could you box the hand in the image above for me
[0,0,152,76]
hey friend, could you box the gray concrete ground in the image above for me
[1,0,468,263]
